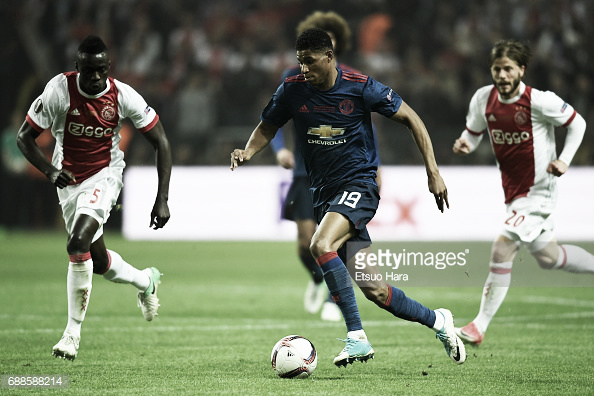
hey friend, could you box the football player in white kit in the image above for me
[16,35,172,360]
[452,39,594,345]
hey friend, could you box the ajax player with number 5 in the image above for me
[231,28,466,367]
[452,39,594,346]
[17,35,172,360]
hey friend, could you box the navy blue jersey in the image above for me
[262,68,401,207]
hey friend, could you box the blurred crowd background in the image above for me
[1,0,592,230]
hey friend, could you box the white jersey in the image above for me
[465,82,577,204]
[26,72,159,183]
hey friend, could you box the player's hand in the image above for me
[230,149,250,170]
[428,173,449,213]
[276,148,294,169]
[547,159,568,177]
[276,148,295,169]
[452,137,471,155]
[49,169,76,189]
[150,198,170,230]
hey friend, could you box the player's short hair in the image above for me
[78,35,108,55]
[490,39,531,68]
[295,28,333,53]
[296,11,351,56]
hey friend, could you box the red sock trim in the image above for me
[69,252,91,263]
[489,267,512,274]
[315,251,338,266]
[559,245,567,269]
[384,285,393,307]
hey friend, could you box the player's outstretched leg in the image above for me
[434,308,466,364]
[137,267,161,321]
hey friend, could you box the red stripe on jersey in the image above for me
[138,114,160,133]
[465,127,483,136]
[341,71,368,83]
[62,72,120,184]
[486,86,535,203]
[25,114,45,134]
[285,74,306,83]
[562,110,577,127]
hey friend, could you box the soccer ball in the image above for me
[270,335,317,378]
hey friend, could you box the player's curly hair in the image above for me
[78,35,107,55]
[295,28,333,53]
[490,39,532,69]
[296,11,351,57]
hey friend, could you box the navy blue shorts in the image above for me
[281,176,315,221]
[314,180,379,260]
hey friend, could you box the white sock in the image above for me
[432,310,445,331]
[473,261,512,334]
[65,255,93,337]
[347,329,367,340]
[103,249,150,292]
[556,245,594,274]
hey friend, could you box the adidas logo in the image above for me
[488,114,496,122]
[70,108,80,115]
[299,105,309,113]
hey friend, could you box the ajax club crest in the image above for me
[101,105,116,121]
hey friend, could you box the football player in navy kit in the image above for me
[17,35,171,360]
[270,11,370,322]
[231,28,466,367]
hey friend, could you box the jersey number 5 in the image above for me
[90,188,101,204]
[338,191,361,209]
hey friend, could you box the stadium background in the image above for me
[0,0,592,231]
[0,3,592,394]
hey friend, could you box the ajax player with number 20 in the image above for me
[453,39,594,346]
[231,28,465,367]
[17,35,172,360]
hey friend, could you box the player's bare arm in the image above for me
[230,121,278,170]
[142,120,172,229]
[16,121,75,188]
[390,101,449,212]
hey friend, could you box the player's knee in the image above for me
[66,233,91,255]
[309,236,329,259]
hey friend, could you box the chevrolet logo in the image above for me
[307,125,345,139]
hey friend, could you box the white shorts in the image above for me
[57,167,123,243]
[499,196,555,244]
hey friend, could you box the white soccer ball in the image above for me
[270,335,317,378]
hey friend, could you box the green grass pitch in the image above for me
[0,232,592,395]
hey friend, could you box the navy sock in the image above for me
[316,252,362,331]
[382,285,436,328]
